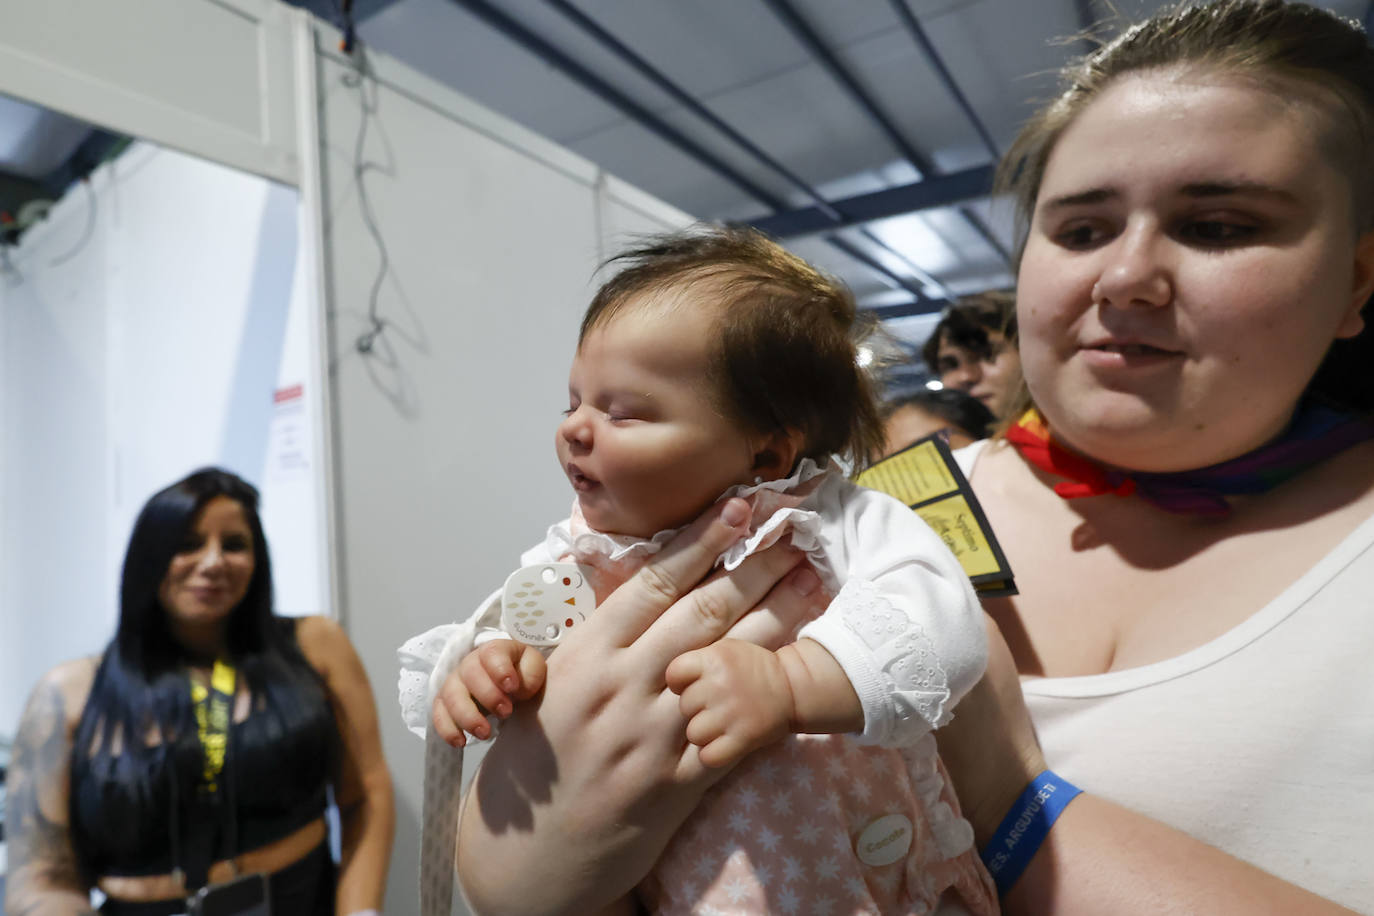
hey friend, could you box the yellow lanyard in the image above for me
[189,658,235,793]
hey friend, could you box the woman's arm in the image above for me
[455,498,828,916]
[937,618,1360,916]
[298,616,396,915]
[6,662,99,916]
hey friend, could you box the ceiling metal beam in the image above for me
[448,0,942,301]
[748,164,993,238]
[540,0,961,301]
[761,0,934,173]
[543,0,839,224]
[760,0,1006,278]
[448,0,782,205]
[886,0,999,161]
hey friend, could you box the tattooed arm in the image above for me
[6,660,99,916]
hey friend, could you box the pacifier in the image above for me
[500,562,597,647]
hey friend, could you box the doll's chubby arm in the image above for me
[665,633,861,767]
[800,483,988,746]
[664,481,988,763]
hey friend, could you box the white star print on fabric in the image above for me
[756,759,780,782]
[728,810,752,834]
[795,821,822,844]
[757,825,782,854]
[723,875,752,904]
[782,856,804,884]
[850,778,872,802]
[826,756,848,779]
[737,786,762,812]
[778,886,802,914]
[815,855,841,881]
[771,790,793,815]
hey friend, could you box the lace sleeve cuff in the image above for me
[798,578,953,746]
[398,623,469,739]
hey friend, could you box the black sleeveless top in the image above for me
[70,624,336,879]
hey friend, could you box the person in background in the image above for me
[879,388,997,457]
[921,290,1021,420]
[6,468,393,915]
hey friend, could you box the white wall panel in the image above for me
[0,0,298,184]
[316,33,688,912]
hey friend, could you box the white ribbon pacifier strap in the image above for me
[420,638,467,916]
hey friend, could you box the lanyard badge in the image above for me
[500,562,597,647]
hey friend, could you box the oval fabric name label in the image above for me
[855,814,913,867]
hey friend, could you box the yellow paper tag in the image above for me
[857,434,1016,596]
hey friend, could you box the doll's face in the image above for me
[555,297,762,538]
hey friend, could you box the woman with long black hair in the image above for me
[6,468,392,915]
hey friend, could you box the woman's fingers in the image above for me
[595,498,753,648]
[722,561,825,649]
[513,647,548,700]
[636,540,805,672]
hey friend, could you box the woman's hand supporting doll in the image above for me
[455,497,828,915]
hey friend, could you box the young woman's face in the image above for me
[934,330,1020,418]
[556,300,760,539]
[1017,69,1374,472]
[159,496,256,637]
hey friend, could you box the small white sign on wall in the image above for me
[267,382,310,480]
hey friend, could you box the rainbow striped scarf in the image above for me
[1004,402,1374,517]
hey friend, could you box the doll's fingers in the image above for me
[459,661,515,719]
[674,678,716,721]
[683,708,728,750]
[697,733,746,769]
[665,649,706,696]
[437,681,494,740]
[476,640,524,694]
[513,648,547,700]
[431,697,468,747]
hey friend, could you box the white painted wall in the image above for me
[0,141,321,736]
[316,36,690,913]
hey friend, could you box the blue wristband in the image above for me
[979,770,1082,897]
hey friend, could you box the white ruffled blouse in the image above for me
[397,458,987,748]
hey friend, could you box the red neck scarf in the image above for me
[1004,405,1374,516]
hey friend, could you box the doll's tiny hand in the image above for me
[434,640,547,746]
[665,638,795,768]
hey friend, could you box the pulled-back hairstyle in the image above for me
[920,290,1017,372]
[581,226,886,469]
[998,0,1374,414]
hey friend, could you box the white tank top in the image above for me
[958,439,1374,911]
